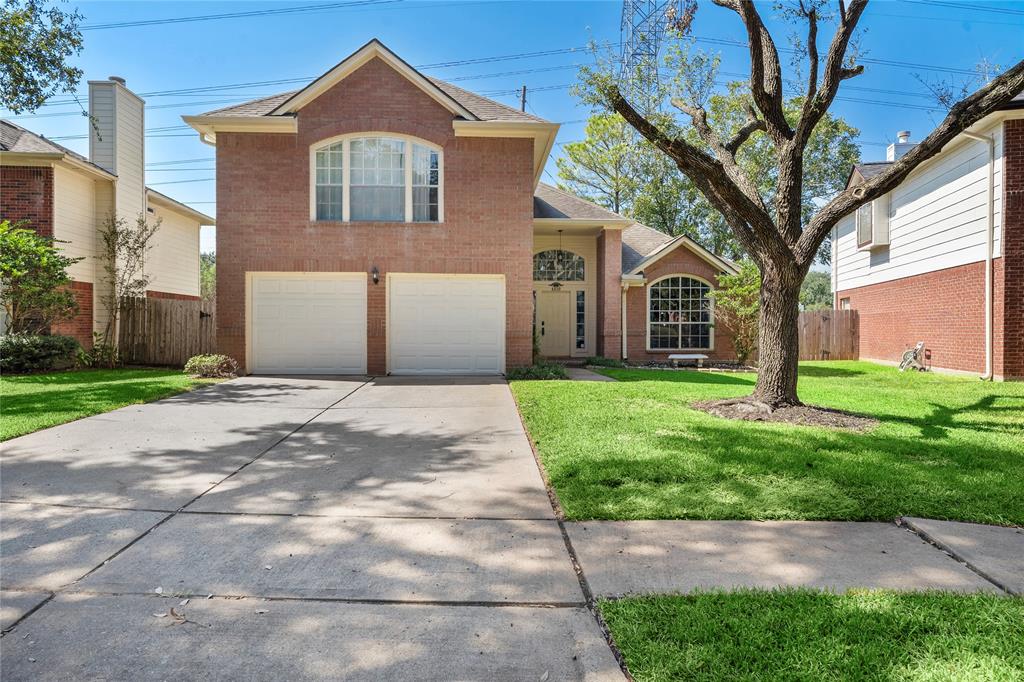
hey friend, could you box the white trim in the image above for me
[629,235,739,276]
[181,115,297,143]
[146,189,215,225]
[385,273,506,375]
[645,273,716,353]
[270,40,476,120]
[308,132,443,223]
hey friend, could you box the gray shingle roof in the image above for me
[621,222,674,272]
[854,161,892,180]
[1,119,104,172]
[533,183,627,221]
[197,77,546,123]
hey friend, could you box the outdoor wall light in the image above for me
[371,266,380,285]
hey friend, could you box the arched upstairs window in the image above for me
[533,250,584,281]
[648,275,713,350]
[312,134,441,222]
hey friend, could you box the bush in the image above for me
[506,361,568,380]
[0,334,81,373]
[77,332,119,368]
[585,356,625,368]
[184,354,238,378]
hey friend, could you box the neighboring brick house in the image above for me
[832,93,1023,380]
[183,39,738,375]
[1,77,214,348]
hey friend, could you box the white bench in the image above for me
[668,353,708,368]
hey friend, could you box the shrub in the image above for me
[506,361,568,380]
[0,220,83,333]
[585,356,625,368]
[0,334,81,373]
[184,354,238,378]
[77,332,119,368]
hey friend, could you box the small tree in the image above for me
[712,260,760,366]
[200,252,216,301]
[0,219,83,333]
[800,271,832,310]
[97,213,160,344]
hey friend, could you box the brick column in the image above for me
[596,229,623,359]
[997,119,1024,379]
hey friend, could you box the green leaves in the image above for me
[711,260,760,365]
[0,219,84,333]
[0,0,84,114]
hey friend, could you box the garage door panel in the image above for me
[389,275,505,375]
[251,274,367,375]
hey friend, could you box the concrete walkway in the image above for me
[0,376,621,680]
[566,368,617,382]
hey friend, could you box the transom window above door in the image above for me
[533,249,584,281]
[648,275,713,350]
[312,134,441,223]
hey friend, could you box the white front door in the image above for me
[536,289,572,357]
[250,273,367,374]
[388,274,505,375]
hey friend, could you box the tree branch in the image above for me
[726,104,766,154]
[712,0,792,141]
[797,57,1024,263]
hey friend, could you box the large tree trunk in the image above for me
[752,269,802,408]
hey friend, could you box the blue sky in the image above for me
[6,0,1023,253]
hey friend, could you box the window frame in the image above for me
[532,249,585,282]
[855,201,874,248]
[309,132,444,223]
[645,273,715,352]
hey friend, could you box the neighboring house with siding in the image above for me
[182,39,738,375]
[1,77,214,348]
[831,93,1023,380]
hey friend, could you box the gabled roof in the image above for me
[626,231,739,277]
[196,40,546,124]
[1,119,113,178]
[845,160,892,189]
[622,222,674,272]
[534,183,627,221]
[146,188,215,225]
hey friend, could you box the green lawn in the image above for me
[510,361,1024,524]
[1,369,217,441]
[599,590,1024,682]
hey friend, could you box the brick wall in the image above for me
[596,230,622,358]
[215,57,535,373]
[51,280,94,349]
[836,260,990,374]
[147,290,201,301]
[1,165,54,236]
[625,245,737,362]
[999,119,1024,379]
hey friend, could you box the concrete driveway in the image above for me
[1,376,622,680]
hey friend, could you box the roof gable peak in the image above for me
[269,39,477,120]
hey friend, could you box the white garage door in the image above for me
[251,273,366,374]
[389,274,505,375]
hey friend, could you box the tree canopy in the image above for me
[0,0,84,114]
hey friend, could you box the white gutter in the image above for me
[962,131,995,380]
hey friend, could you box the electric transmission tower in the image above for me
[619,0,677,111]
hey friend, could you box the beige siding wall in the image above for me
[93,181,115,337]
[532,233,598,357]
[147,204,200,297]
[834,120,1005,292]
[115,86,146,223]
[52,165,99,283]
[88,82,116,173]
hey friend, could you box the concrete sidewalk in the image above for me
[567,519,1020,597]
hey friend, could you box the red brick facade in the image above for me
[147,290,201,301]
[596,230,623,358]
[51,280,94,349]
[215,57,535,374]
[1,165,54,236]
[835,118,1023,380]
[625,245,737,363]
[999,119,1024,379]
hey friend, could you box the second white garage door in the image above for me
[388,274,505,375]
[250,273,366,374]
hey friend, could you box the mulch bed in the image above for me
[692,398,878,431]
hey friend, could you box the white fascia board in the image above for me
[629,236,739,276]
[181,115,297,144]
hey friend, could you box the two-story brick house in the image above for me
[184,40,737,375]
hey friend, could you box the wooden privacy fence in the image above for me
[798,309,859,361]
[119,298,216,367]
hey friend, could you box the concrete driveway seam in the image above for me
[1,377,373,634]
[899,517,1018,595]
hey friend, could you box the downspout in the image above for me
[621,284,628,360]
[962,131,995,380]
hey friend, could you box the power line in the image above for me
[147,157,215,167]
[81,0,402,30]
[904,0,1024,16]
[147,178,216,186]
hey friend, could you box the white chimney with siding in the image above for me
[88,76,146,224]
[886,130,916,161]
